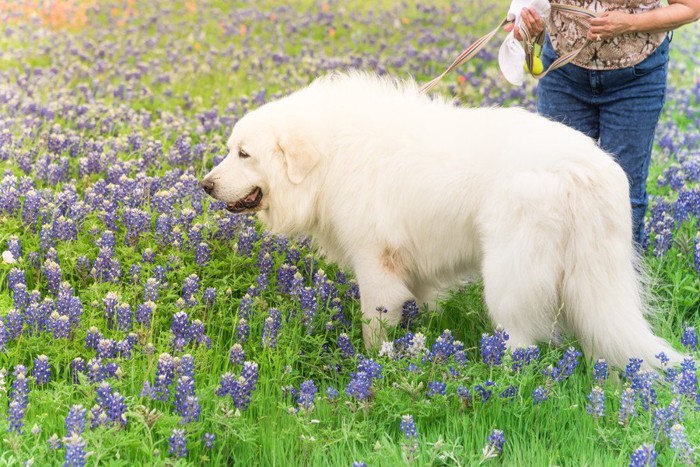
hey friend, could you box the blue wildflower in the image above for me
[586,386,605,419]
[33,354,51,385]
[400,415,418,439]
[63,433,87,467]
[169,428,188,458]
[629,444,657,467]
[427,381,447,397]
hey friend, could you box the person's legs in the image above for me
[597,38,670,246]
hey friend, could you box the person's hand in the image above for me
[504,7,545,41]
[587,11,634,41]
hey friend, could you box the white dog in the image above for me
[202,72,681,369]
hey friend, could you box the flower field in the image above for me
[0,1,699,465]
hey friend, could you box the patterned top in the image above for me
[547,0,666,70]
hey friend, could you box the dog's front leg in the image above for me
[354,252,412,349]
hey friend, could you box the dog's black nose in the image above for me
[201,179,215,195]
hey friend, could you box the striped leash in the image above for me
[419,4,597,94]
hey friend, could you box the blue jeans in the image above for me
[537,35,670,246]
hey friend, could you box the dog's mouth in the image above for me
[226,187,263,213]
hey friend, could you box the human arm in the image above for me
[588,0,700,40]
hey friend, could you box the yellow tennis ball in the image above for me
[523,56,544,75]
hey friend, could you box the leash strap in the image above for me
[419,3,597,94]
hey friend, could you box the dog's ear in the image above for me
[277,126,320,184]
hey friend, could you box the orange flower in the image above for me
[328,27,336,37]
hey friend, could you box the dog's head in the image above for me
[201,102,322,231]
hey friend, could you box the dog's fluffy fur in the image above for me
[203,71,682,369]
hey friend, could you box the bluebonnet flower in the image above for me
[653,399,683,437]
[545,347,582,382]
[176,354,196,380]
[0,321,7,352]
[5,309,23,340]
[593,359,609,384]
[65,405,86,436]
[171,311,190,351]
[625,358,643,379]
[297,379,318,411]
[102,292,119,329]
[500,385,517,399]
[33,355,51,385]
[262,308,282,348]
[97,339,117,359]
[326,386,339,403]
[671,362,698,404]
[631,370,658,411]
[229,344,245,366]
[511,345,540,372]
[175,377,200,424]
[181,274,200,306]
[143,278,159,302]
[427,381,447,397]
[136,301,156,328]
[655,352,670,367]
[237,227,256,257]
[142,249,155,263]
[238,293,253,320]
[10,283,28,312]
[256,252,274,290]
[84,327,103,351]
[401,299,420,328]
[43,259,62,295]
[586,386,605,419]
[290,272,305,296]
[337,333,355,358]
[6,235,21,260]
[216,361,259,411]
[532,386,549,405]
[150,353,176,401]
[189,319,211,348]
[63,433,87,467]
[116,303,132,331]
[669,424,695,465]
[429,330,463,363]
[480,326,509,366]
[681,325,698,352]
[300,286,317,334]
[346,358,382,401]
[277,264,296,295]
[457,386,472,406]
[629,444,657,467]
[50,312,71,339]
[482,429,506,461]
[202,287,217,307]
[203,432,215,449]
[8,368,29,433]
[619,388,636,426]
[475,380,495,402]
[236,318,250,343]
[400,415,418,439]
[71,358,85,384]
[169,428,187,458]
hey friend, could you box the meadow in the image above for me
[0,1,699,465]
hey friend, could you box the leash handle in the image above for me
[420,3,597,94]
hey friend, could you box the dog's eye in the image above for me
[238,149,250,159]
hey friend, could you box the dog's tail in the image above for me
[561,160,684,370]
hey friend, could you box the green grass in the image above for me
[0,1,699,466]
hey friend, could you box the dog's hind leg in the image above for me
[480,227,563,350]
